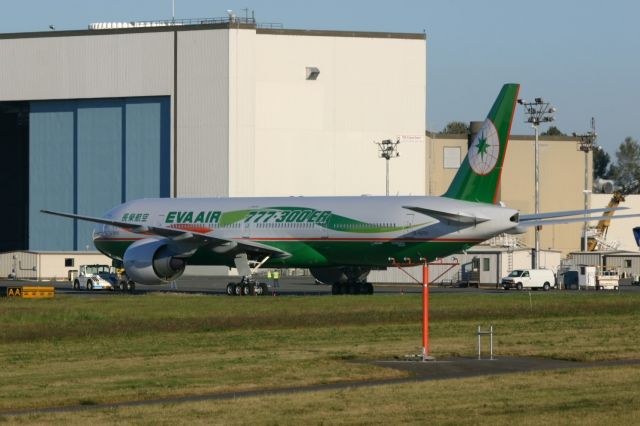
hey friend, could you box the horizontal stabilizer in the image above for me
[516,212,640,228]
[402,206,490,224]
[520,207,628,221]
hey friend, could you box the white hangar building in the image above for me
[0,17,427,252]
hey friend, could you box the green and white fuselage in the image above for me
[45,83,636,288]
[93,195,520,269]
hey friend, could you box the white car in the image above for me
[73,265,116,291]
[501,269,556,291]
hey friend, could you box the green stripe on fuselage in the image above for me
[94,239,476,268]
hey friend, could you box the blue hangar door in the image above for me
[29,97,170,251]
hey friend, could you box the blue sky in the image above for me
[2,0,638,155]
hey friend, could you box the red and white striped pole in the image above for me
[422,262,429,361]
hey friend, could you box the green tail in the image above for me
[443,83,520,204]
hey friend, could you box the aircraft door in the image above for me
[405,213,414,228]
[242,218,251,239]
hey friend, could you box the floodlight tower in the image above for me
[573,118,597,252]
[517,98,556,269]
[375,139,400,196]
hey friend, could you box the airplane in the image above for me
[43,83,640,296]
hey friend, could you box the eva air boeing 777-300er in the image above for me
[43,83,639,295]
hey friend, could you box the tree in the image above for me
[440,121,469,135]
[541,126,566,136]
[613,137,640,194]
[593,148,612,180]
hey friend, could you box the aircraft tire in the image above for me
[234,284,243,296]
[364,282,374,295]
[226,283,236,296]
[259,283,269,295]
[242,283,252,296]
[128,281,136,293]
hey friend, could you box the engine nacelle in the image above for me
[123,238,186,285]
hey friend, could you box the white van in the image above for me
[501,269,556,291]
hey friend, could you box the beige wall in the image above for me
[426,133,591,255]
[251,32,426,196]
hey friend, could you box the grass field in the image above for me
[1,291,640,424]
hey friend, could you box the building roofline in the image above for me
[257,28,426,40]
[0,23,426,41]
[0,22,242,40]
[426,130,579,142]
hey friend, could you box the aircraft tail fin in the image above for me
[443,83,520,204]
[633,227,640,248]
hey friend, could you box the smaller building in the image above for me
[0,251,112,281]
[369,247,561,285]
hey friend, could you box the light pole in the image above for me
[518,98,556,269]
[375,139,400,196]
[574,118,597,252]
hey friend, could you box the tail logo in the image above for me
[468,119,500,176]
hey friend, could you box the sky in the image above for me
[1,0,639,156]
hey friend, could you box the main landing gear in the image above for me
[331,281,374,295]
[310,267,375,296]
[226,277,269,296]
[226,253,271,297]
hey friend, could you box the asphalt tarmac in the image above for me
[2,276,640,297]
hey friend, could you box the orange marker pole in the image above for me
[422,263,429,360]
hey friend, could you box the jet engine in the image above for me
[123,238,187,285]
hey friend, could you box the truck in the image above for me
[73,264,117,291]
[578,266,619,291]
[501,269,556,291]
[73,265,136,292]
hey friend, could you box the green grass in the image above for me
[1,291,639,421]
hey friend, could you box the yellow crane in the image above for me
[587,191,625,251]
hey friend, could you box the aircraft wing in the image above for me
[41,209,289,257]
[520,207,628,221]
[516,213,640,228]
[402,206,490,224]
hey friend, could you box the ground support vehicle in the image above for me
[501,269,556,291]
[73,265,117,291]
[578,266,619,291]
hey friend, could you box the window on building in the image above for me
[306,67,320,80]
[483,258,490,271]
[64,258,74,267]
[443,147,461,169]
[625,259,632,268]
